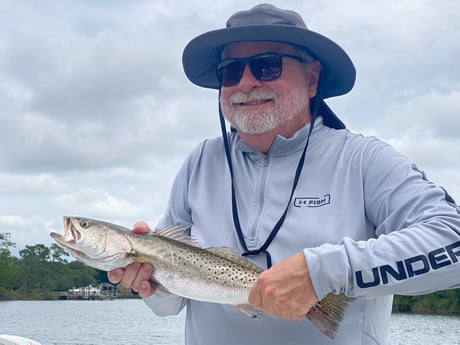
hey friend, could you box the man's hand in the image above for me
[107,221,157,299]
[248,252,318,321]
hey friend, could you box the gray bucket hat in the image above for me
[182,3,356,129]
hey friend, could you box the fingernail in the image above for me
[109,269,122,283]
[145,264,154,274]
[141,281,149,290]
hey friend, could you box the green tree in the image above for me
[0,232,18,289]
[19,244,51,262]
[67,261,98,288]
[18,244,52,290]
[0,232,15,257]
[50,244,69,264]
[0,236,107,299]
[49,243,70,288]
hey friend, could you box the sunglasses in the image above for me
[216,52,306,87]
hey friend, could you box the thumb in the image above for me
[132,221,152,234]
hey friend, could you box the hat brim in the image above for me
[182,24,356,99]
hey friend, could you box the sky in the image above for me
[0,0,459,254]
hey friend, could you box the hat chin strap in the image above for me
[218,89,319,268]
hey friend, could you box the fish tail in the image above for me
[305,294,354,339]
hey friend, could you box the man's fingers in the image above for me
[249,271,277,316]
[247,252,318,320]
[133,221,151,234]
[116,262,140,289]
[138,280,157,299]
[106,222,156,299]
[248,285,263,311]
[132,263,154,292]
[107,268,125,284]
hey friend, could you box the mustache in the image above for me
[229,89,276,104]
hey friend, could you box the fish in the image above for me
[50,216,354,338]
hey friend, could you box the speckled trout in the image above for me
[50,216,353,338]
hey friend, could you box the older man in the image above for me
[109,4,460,345]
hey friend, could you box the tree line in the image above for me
[0,231,459,315]
[0,231,105,300]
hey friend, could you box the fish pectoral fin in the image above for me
[235,304,263,320]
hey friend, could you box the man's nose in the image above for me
[237,65,262,90]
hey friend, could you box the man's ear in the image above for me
[306,61,321,98]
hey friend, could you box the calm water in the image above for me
[1,300,459,344]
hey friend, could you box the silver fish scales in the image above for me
[50,216,354,338]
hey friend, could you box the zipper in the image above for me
[262,153,269,167]
[247,153,270,248]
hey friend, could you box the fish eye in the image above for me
[80,220,90,228]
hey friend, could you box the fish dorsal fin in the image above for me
[206,247,264,273]
[154,224,201,248]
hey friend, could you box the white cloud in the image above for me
[54,187,143,219]
[385,89,460,138]
[0,0,458,253]
[358,88,460,200]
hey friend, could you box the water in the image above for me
[0,300,184,345]
[390,313,460,345]
[1,300,459,344]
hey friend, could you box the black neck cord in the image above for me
[218,91,320,268]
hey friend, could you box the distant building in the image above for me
[59,283,117,300]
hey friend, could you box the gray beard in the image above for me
[220,85,309,134]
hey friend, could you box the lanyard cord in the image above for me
[218,90,320,268]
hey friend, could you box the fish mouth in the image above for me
[50,231,107,266]
[50,231,86,257]
[49,217,85,257]
[64,216,81,242]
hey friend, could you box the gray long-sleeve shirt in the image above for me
[144,117,460,344]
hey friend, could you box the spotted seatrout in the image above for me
[50,216,353,338]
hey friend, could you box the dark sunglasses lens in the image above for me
[250,55,282,81]
[218,60,244,87]
[217,54,284,87]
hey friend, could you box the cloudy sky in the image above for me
[1,0,459,254]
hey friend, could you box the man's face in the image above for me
[219,41,317,135]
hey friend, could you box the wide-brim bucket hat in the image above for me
[182,4,356,129]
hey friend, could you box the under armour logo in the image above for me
[294,194,331,208]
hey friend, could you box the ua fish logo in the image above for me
[294,194,331,208]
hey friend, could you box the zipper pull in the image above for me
[263,153,269,167]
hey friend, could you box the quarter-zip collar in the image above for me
[232,116,326,160]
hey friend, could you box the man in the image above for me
[109,4,460,344]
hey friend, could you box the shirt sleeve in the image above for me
[143,290,188,317]
[304,138,460,300]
